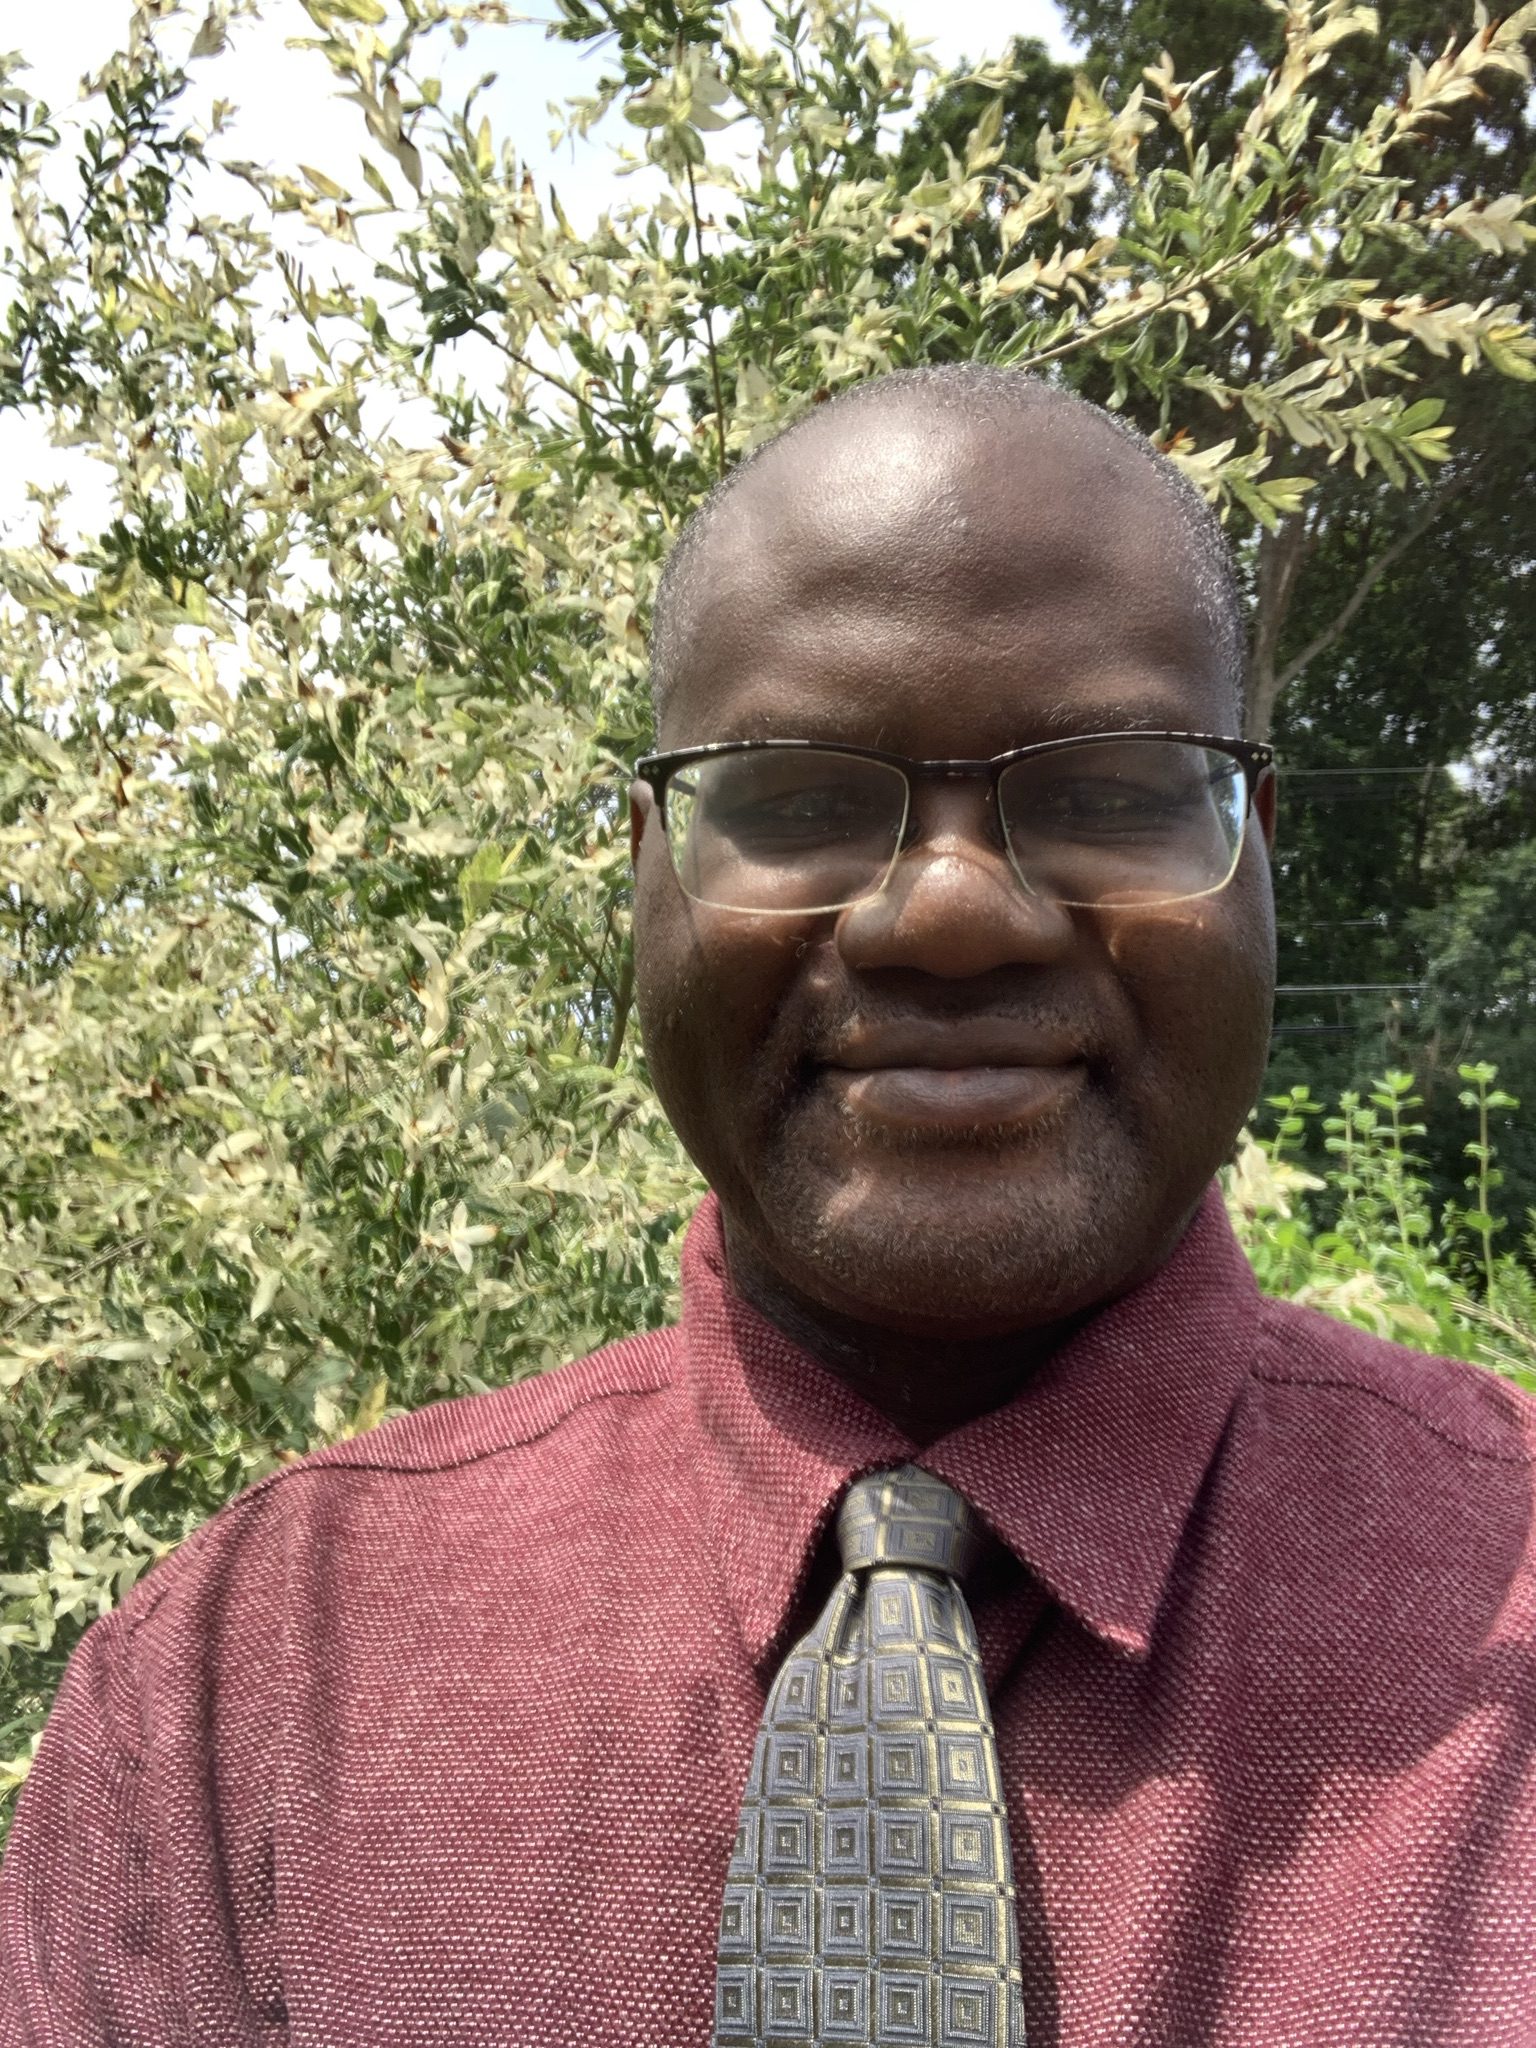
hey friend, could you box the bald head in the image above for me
[630,362,1275,1359]
[649,367,1245,736]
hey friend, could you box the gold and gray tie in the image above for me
[714,1465,1027,2046]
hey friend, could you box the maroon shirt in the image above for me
[4,1187,1536,2046]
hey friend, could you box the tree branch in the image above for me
[602,945,634,1068]
[1,1236,150,1343]
[465,320,622,436]
[686,155,729,482]
[1274,460,1483,699]
[1246,509,1310,740]
[1012,226,1284,376]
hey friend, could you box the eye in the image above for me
[719,783,887,843]
[1040,776,1196,832]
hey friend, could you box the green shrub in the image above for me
[1226,1066,1536,1391]
[4,0,1535,1839]
[2,1066,1529,1831]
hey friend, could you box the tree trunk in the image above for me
[1244,463,1483,743]
[1245,513,1309,742]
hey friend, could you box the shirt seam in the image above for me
[122,1373,674,1636]
[311,1367,675,1476]
[1252,1360,1535,1466]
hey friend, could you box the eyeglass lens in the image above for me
[663,739,1249,915]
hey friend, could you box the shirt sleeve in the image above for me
[0,1609,190,2048]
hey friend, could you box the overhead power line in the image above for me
[1277,982,1424,996]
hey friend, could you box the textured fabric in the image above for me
[716,1467,1026,2048]
[4,1187,1536,2046]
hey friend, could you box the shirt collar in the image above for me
[681,1183,1259,1667]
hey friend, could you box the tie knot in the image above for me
[836,1466,989,1581]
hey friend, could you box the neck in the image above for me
[721,1217,1087,1444]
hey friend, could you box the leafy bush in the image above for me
[1227,1066,1536,1390]
[3,0,1535,1832]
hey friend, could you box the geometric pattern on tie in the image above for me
[714,1466,1027,2047]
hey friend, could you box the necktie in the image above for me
[714,1465,1027,2046]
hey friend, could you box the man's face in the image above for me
[631,405,1276,1339]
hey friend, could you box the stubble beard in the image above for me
[744,1066,1135,1331]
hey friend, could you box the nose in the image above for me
[833,782,1076,979]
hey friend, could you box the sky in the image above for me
[0,0,1076,541]
[15,1,1076,213]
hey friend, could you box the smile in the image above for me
[823,1060,1087,1133]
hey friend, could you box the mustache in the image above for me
[783,984,1111,1071]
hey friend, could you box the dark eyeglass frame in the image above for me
[636,730,1275,811]
[634,729,1276,916]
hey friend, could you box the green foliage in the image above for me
[1058,0,1536,1150]
[1411,845,1536,1208]
[1227,1069,1536,1388]
[1267,822,1536,1227]
[2,0,1534,1835]
[1062,1,1536,1226]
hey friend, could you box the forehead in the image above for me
[660,405,1237,751]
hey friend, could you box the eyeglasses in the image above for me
[634,731,1274,917]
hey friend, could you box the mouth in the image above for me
[822,1060,1087,1134]
[816,1020,1090,1138]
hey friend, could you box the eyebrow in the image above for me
[1032,693,1219,735]
[712,698,1227,747]
[685,676,1235,751]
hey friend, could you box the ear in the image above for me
[629,779,653,870]
[1253,765,1277,852]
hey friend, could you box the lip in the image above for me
[818,1019,1089,1135]
[825,1061,1086,1132]
[823,1019,1085,1071]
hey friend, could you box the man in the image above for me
[3,366,1534,2047]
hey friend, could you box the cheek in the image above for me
[1101,894,1275,1104]
[633,876,821,1141]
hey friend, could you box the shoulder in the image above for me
[116,1322,685,1640]
[1252,1292,1536,1469]
[299,1322,681,1476]
[1223,1299,1536,1691]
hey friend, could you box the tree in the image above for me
[2,0,1534,1824]
[1051,0,1536,1163]
[1407,842,1536,1218]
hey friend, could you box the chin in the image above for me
[749,1151,1162,1336]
